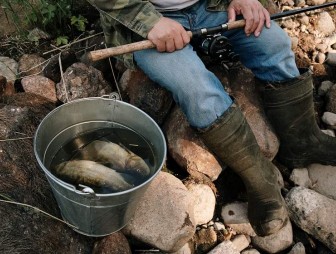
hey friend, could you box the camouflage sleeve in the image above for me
[88,0,162,38]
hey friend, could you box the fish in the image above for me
[53,160,134,192]
[75,140,151,177]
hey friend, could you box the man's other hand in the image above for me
[227,0,271,37]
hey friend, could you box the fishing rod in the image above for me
[87,1,336,62]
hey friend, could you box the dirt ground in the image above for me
[0,5,25,36]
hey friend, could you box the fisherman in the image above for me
[88,0,336,236]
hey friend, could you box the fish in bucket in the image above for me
[34,97,166,236]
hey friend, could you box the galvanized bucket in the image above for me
[34,97,166,237]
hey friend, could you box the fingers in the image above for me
[156,34,189,52]
[243,6,258,36]
[264,8,271,28]
[253,8,266,37]
[228,0,271,37]
[147,17,190,52]
[227,7,237,23]
[252,7,271,37]
[165,35,186,52]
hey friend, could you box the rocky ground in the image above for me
[1,1,336,254]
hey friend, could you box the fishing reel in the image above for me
[192,34,240,70]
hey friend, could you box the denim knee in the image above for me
[134,47,232,128]
[228,21,300,82]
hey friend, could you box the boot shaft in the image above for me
[198,103,288,236]
[259,69,336,168]
[199,104,261,175]
[260,69,320,140]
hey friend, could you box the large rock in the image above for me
[285,187,336,252]
[92,232,132,254]
[55,62,112,102]
[21,75,57,102]
[164,106,223,181]
[119,68,174,125]
[123,172,196,252]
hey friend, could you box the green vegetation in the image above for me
[1,0,88,45]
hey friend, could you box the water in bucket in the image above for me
[34,98,167,236]
[49,125,155,194]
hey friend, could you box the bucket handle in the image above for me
[75,184,101,199]
[101,92,121,101]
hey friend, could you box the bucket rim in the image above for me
[33,97,167,197]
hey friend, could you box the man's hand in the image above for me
[147,17,190,52]
[227,0,271,37]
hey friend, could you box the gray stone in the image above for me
[251,219,293,254]
[231,234,250,252]
[207,240,240,254]
[287,242,306,254]
[188,183,216,225]
[290,168,312,188]
[318,81,334,96]
[308,164,336,200]
[316,12,335,36]
[221,202,256,237]
[0,56,18,83]
[321,112,336,128]
[285,187,336,252]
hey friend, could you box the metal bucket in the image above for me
[33,97,166,237]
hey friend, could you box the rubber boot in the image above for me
[260,69,336,168]
[198,104,288,236]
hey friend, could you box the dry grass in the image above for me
[0,35,50,61]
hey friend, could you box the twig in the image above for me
[0,198,78,229]
[59,52,70,102]
[0,137,33,142]
[43,32,104,55]
[16,58,51,78]
[106,43,122,101]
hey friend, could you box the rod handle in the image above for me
[227,19,246,30]
[88,40,155,61]
[87,20,246,61]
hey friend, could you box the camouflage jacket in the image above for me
[89,0,233,68]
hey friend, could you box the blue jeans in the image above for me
[134,0,300,129]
